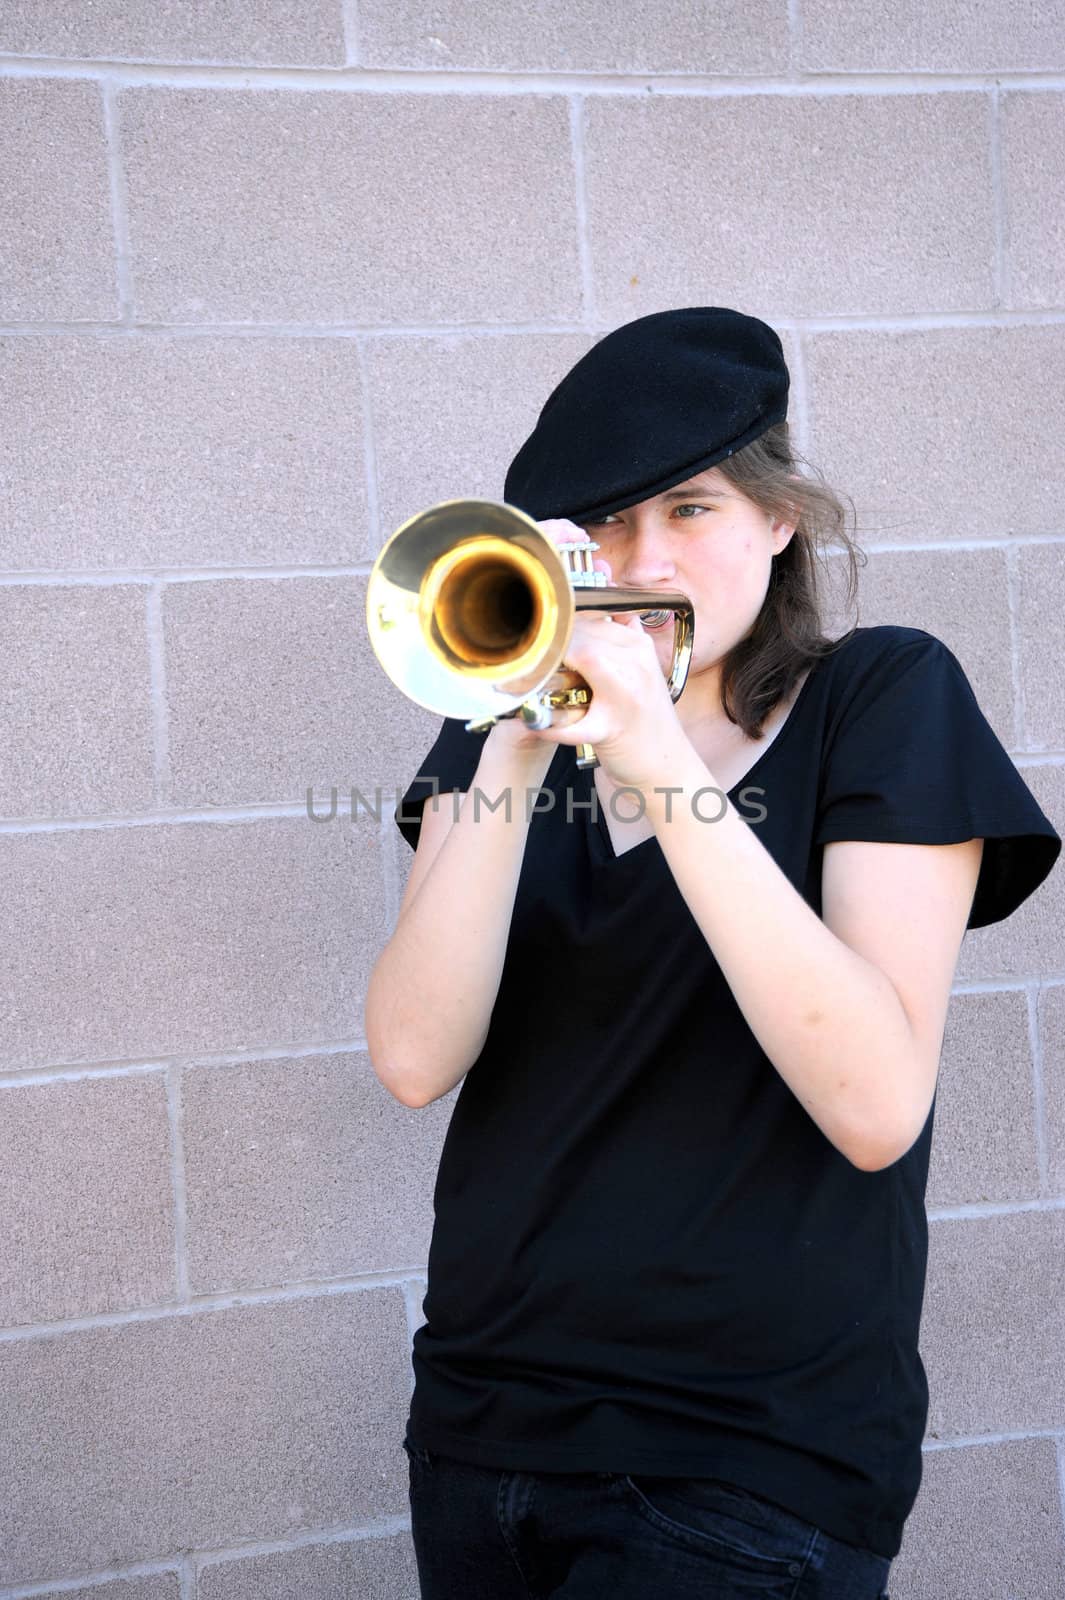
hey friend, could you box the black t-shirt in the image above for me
[393,625,1060,1560]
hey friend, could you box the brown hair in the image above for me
[712,422,866,739]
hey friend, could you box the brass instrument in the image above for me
[365,499,695,770]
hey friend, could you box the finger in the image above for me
[537,518,592,546]
[519,701,600,741]
[598,612,645,635]
[565,616,615,654]
[544,710,611,747]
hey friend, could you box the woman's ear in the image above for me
[769,515,797,556]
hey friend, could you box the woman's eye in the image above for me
[580,505,707,530]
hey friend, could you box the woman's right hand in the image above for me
[484,518,612,764]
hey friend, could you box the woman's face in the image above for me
[578,466,795,680]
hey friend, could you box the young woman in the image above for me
[366,308,1060,1600]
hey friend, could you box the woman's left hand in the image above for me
[528,599,691,792]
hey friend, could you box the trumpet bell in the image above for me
[421,535,561,674]
[367,500,576,722]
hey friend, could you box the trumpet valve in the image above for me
[556,540,608,589]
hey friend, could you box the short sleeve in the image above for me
[394,716,490,852]
[815,630,1061,929]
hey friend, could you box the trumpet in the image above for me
[365,498,695,770]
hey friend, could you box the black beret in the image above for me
[503,307,789,524]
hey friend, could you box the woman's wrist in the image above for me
[476,724,557,801]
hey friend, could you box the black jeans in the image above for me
[404,1439,893,1599]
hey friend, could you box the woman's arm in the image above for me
[368,517,605,1109]
[643,742,984,1171]
[366,734,554,1108]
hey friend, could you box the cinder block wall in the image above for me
[1,6,1062,1596]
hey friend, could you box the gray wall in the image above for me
[1,4,1063,1595]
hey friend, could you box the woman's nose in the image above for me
[617,529,676,586]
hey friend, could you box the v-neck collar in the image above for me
[579,659,822,865]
